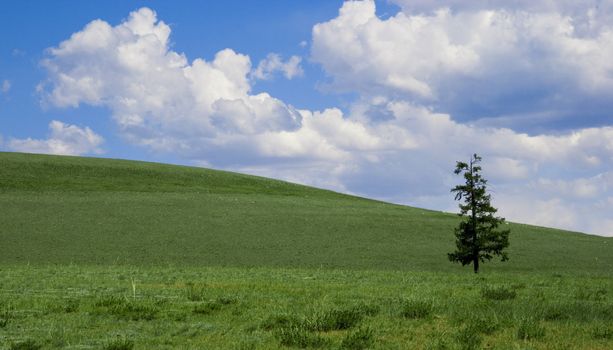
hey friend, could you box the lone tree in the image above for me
[449,154,510,273]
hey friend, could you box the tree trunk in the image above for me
[470,157,479,274]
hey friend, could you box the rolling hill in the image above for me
[1,151,611,273]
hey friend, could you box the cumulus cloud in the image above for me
[252,53,303,80]
[40,8,301,159]
[312,0,613,129]
[38,4,613,236]
[8,120,104,156]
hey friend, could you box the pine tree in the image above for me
[449,154,510,273]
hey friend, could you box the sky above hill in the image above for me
[1,0,612,236]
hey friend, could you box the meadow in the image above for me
[0,152,612,349]
[1,266,612,349]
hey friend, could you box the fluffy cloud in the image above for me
[8,120,104,156]
[41,8,301,153]
[38,4,613,236]
[312,0,613,129]
[39,7,367,167]
[252,53,303,80]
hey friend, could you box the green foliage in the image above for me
[0,266,611,348]
[0,302,13,328]
[449,154,510,273]
[538,300,613,323]
[260,305,376,348]
[400,299,433,319]
[235,338,258,350]
[193,296,238,315]
[274,326,329,348]
[312,307,365,331]
[95,295,124,308]
[467,313,500,334]
[48,326,68,348]
[46,298,79,313]
[9,340,42,350]
[516,317,546,340]
[62,299,80,313]
[185,282,207,301]
[351,303,380,317]
[260,314,303,331]
[481,286,517,300]
[591,322,613,340]
[340,327,375,349]
[0,311,9,328]
[261,304,375,344]
[542,303,570,321]
[193,301,223,315]
[102,339,135,350]
[94,296,158,320]
[217,296,239,305]
[456,326,482,350]
[575,286,607,301]
[425,336,451,350]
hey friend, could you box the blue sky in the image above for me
[1,0,612,236]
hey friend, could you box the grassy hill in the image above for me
[1,152,613,349]
[1,151,611,273]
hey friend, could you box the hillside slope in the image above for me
[1,152,611,273]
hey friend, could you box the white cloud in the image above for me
[8,120,104,156]
[38,5,613,236]
[1,80,10,93]
[40,8,300,155]
[312,0,613,127]
[496,172,613,236]
[391,0,613,21]
[252,53,304,80]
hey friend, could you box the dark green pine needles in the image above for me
[449,154,510,273]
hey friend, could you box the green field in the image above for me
[1,152,612,349]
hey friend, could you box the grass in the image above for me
[0,266,611,348]
[93,296,159,320]
[102,339,134,350]
[193,297,237,315]
[274,326,330,348]
[0,152,611,274]
[340,327,374,349]
[0,152,612,348]
[185,282,207,302]
[480,285,517,301]
[400,299,434,319]
[516,316,546,340]
[7,340,42,350]
[456,325,482,350]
